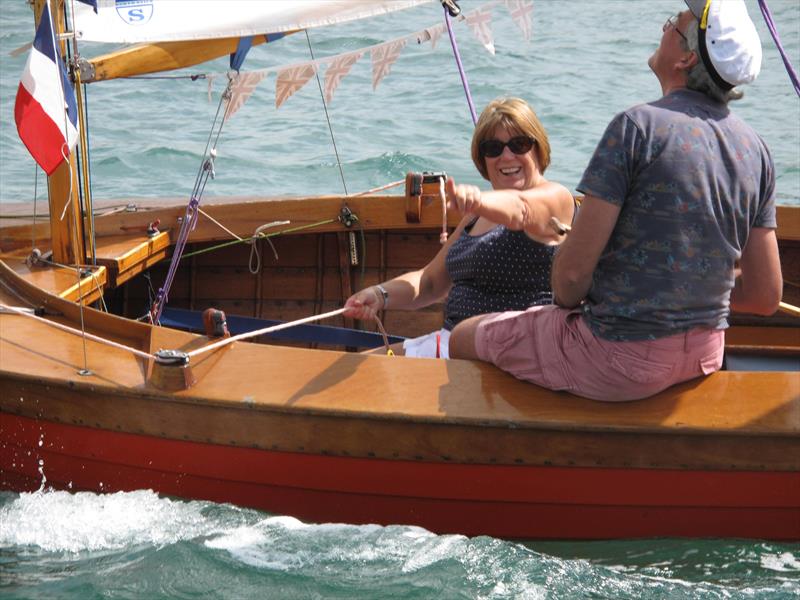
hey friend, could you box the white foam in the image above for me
[761,552,800,572]
[0,489,217,553]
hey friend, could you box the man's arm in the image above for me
[730,226,782,315]
[551,195,621,308]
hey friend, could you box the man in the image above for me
[448,0,782,401]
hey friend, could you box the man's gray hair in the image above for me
[683,19,744,103]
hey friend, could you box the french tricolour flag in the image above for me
[14,2,79,176]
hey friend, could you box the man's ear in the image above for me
[678,50,699,72]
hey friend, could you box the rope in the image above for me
[351,179,405,197]
[443,4,478,125]
[186,307,348,358]
[193,208,286,274]
[181,218,337,259]
[0,303,154,361]
[248,221,288,274]
[778,301,800,317]
[197,207,246,241]
[438,176,448,244]
[758,0,800,97]
[373,315,394,355]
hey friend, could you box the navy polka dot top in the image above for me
[444,218,555,330]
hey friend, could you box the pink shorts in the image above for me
[475,306,724,401]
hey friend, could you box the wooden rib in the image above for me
[85,33,296,82]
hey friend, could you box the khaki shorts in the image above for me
[475,305,724,401]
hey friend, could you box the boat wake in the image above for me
[0,490,797,599]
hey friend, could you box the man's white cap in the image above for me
[684,0,762,89]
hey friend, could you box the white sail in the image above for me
[73,0,435,44]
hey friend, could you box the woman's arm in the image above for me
[342,214,472,321]
[445,177,575,244]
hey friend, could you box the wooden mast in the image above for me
[34,0,85,265]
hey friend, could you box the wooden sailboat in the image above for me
[1,0,798,540]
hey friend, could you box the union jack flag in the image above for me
[504,0,533,42]
[466,7,495,55]
[371,40,407,90]
[324,52,363,104]
[224,71,266,122]
[275,64,317,108]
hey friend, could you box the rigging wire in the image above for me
[757,0,800,97]
[305,29,349,196]
[31,165,38,251]
[443,2,477,126]
[80,81,98,265]
[150,78,233,324]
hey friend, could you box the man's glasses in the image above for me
[479,136,535,158]
[663,14,688,44]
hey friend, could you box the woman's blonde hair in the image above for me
[471,97,551,180]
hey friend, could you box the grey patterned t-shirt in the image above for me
[576,89,776,341]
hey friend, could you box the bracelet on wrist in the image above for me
[375,284,389,309]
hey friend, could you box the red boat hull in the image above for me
[2,413,798,540]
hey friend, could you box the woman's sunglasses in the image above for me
[479,136,535,158]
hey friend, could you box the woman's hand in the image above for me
[343,286,385,320]
[445,177,482,215]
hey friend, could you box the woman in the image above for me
[343,97,575,357]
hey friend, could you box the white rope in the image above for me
[198,207,245,241]
[186,307,347,358]
[778,301,800,317]
[195,207,288,275]
[0,303,155,361]
[249,220,289,274]
[439,176,448,244]
[351,179,405,197]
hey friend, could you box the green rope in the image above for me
[181,218,338,259]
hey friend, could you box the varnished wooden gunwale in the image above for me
[0,195,462,247]
[1,373,798,472]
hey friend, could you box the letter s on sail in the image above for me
[115,0,154,26]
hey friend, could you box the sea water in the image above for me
[1,489,798,599]
[1,1,799,598]
[0,0,798,204]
